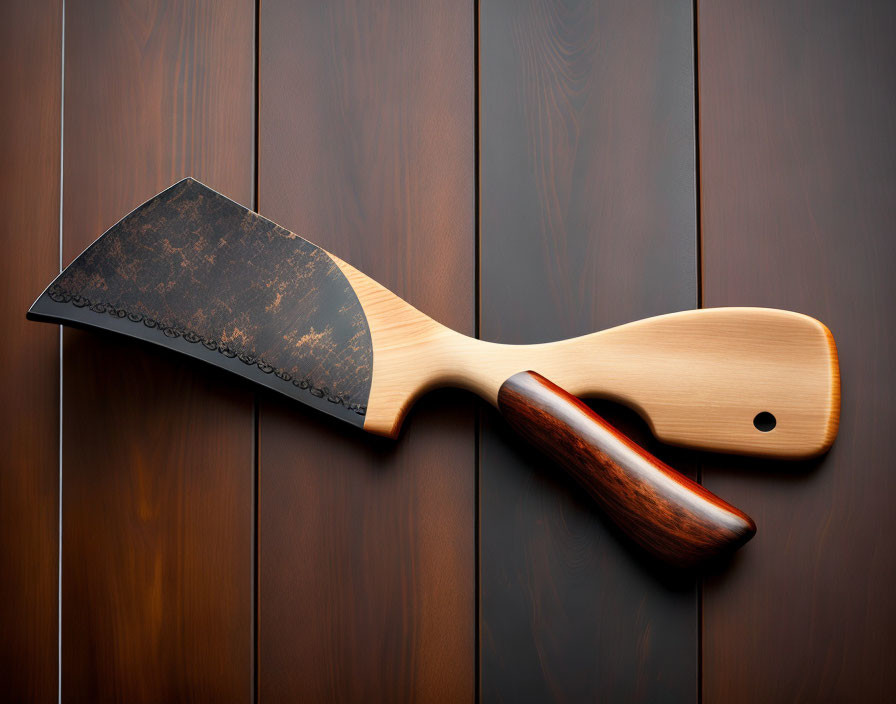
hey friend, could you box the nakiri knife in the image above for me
[27,179,840,565]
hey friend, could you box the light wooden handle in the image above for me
[332,257,840,457]
[498,371,756,566]
[499,308,840,459]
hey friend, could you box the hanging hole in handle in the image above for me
[753,412,776,432]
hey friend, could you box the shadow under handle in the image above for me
[497,371,756,566]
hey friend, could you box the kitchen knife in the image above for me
[27,179,837,563]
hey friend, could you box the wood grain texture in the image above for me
[699,1,896,702]
[479,0,700,700]
[0,1,61,700]
[333,256,840,458]
[257,1,475,701]
[498,372,755,566]
[61,1,255,700]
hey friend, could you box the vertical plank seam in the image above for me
[58,2,66,701]
[473,0,482,701]
[692,2,704,704]
[693,0,704,314]
[252,1,261,702]
[252,398,259,704]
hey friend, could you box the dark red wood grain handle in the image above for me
[497,371,756,566]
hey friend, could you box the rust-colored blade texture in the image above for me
[28,178,372,427]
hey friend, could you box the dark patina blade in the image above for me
[28,178,372,427]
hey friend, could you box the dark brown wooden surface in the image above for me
[699,2,896,702]
[4,1,895,702]
[0,1,61,701]
[59,0,255,700]
[257,1,475,701]
[479,1,699,701]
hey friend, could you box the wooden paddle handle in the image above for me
[497,371,756,566]
[334,257,840,457]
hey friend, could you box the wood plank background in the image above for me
[699,2,896,702]
[1,1,892,702]
[0,1,61,701]
[257,2,475,701]
[60,1,256,701]
[479,1,699,701]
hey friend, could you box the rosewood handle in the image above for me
[497,371,756,566]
